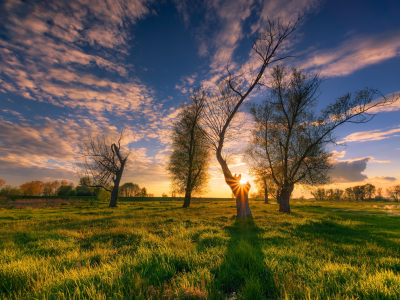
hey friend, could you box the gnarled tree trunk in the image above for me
[217,148,252,218]
[278,184,293,213]
[109,160,126,208]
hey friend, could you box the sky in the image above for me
[0,0,399,197]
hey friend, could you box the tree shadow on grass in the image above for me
[210,218,276,300]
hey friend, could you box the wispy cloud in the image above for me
[0,0,156,118]
[175,73,197,93]
[342,126,400,143]
[302,31,400,77]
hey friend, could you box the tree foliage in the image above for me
[247,65,398,212]
[387,185,400,202]
[167,89,211,207]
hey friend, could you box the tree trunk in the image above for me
[216,148,252,218]
[109,170,123,208]
[264,186,269,204]
[183,190,191,208]
[278,185,293,213]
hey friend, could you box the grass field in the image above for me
[1,200,399,300]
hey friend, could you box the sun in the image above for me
[239,179,246,185]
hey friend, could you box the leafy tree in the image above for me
[345,187,355,201]
[43,182,55,196]
[97,189,111,202]
[167,89,211,208]
[364,183,376,200]
[0,185,22,197]
[247,65,397,212]
[140,187,147,197]
[77,129,130,207]
[120,182,140,197]
[20,181,44,196]
[76,177,95,196]
[0,179,5,188]
[352,185,366,201]
[57,183,74,196]
[311,188,327,201]
[387,185,400,202]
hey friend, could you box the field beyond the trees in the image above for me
[1,200,400,300]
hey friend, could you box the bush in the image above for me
[97,189,111,202]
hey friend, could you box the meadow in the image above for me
[0,199,399,300]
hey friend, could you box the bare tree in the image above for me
[167,88,211,207]
[247,65,398,212]
[202,17,302,218]
[77,129,129,207]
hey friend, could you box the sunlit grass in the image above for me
[0,200,399,299]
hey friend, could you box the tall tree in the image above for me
[247,65,398,212]
[387,185,400,202]
[77,129,129,207]
[167,89,211,207]
[203,17,302,218]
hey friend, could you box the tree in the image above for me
[57,183,74,196]
[0,179,5,188]
[352,185,366,201]
[248,169,277,204]
[247,65,398,212]
[311,188,327,201]
[376,187,383,199]
[120,182,140,197]
[387,185,400,202]
[167,89,211,208]
[140,187,147,197]
[20,181,44,196]
[52,180,61,195]
[202,17,302,218]
[77,129,130,207]
[364,183,376,200]
[0,185,22,197]
[345,187,355,201]
[43,182,54,196]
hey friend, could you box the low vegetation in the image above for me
[1,200,399,299]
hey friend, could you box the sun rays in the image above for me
[226,174,251,198]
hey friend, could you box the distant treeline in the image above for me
[311,183,400,202]
[0,179,152,199]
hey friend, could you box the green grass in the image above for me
[0,200,399,299]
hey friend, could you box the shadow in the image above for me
[210,218,276,299]
[290,218,400,252]
[293,205,400,249]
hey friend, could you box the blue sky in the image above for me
[0,0,399,197]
